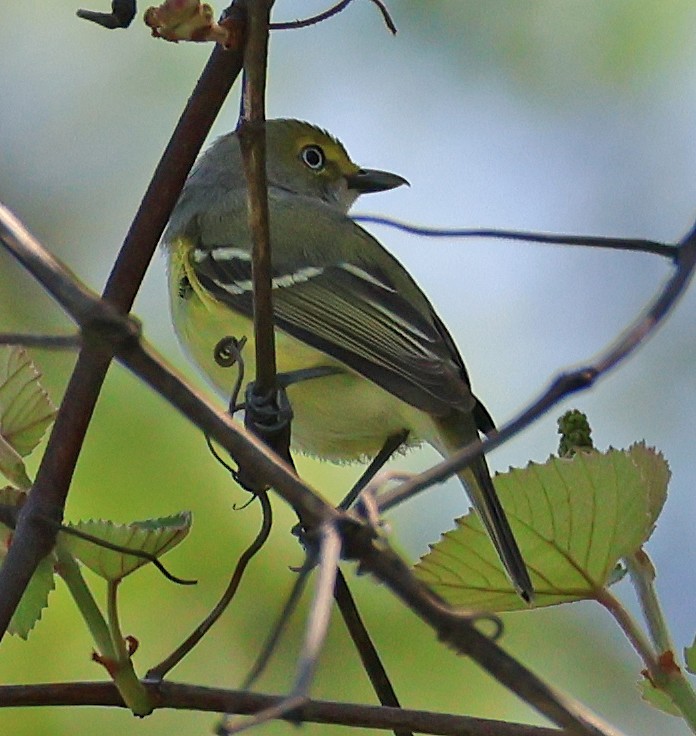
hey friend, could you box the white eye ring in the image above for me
[300,145,326,171]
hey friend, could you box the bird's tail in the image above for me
[436,412,533,602]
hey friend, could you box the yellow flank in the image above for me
[168,237,430,461]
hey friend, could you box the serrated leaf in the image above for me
[0,487,55,638]
[0,347,56,487]
[684,636,696,675]
[638,676,681,716]
[0,440,31,491]
[61,512,191,581]
[415,443,669,611]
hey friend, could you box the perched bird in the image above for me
[164,119,532,600]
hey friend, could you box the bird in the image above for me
[163,118,533,601]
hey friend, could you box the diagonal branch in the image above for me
[341,519,628,736]
[377,221,696,513]
[218,522,342,734]
[0,3,248,642]
[334,569,412,736]
[0,204,630,734]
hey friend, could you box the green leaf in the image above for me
[638,676,681,717]
[61,512,192,581]
[0,347,56,488]
[0,486,55,638]
[415,443,669,611]
[684,636,696,675]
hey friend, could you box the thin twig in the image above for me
[0,680,566,736]
[334,569,412,736]
[624,549,676,656]
[147,492,273,680]
[0,332,81,349]
[378,223,696,513]
[353,215,676,260]
[271,0,396,34]
[270,0,351,28]
[241,558,314,689]
[239,0,276,398]
[0,202,639,732]
[0,7,247,642]
[594,587,660,680]
[219,523,342,734]
[338,431,408,510]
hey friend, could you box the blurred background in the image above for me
[2,1,696,734]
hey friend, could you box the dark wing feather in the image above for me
[192,246,477,417]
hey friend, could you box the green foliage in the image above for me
[61,513,192,582]
[684,636,696,676]
[416,443,669,611]
[0,347,56,489]
[557,409,594,457]
[0,487,55,639]
[639,677,683,717]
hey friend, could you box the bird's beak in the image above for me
[345,168,409,194]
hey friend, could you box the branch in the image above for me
[0,4,247,641]
[270,0,396,34]
[378,221,696,512]
[353,215,676,259]
[0,680,566,736]
[0,332,81,349]
[239,0,276,397]
[147,492,273,679]
[340,519,627,736]
[0,205,627,734]
[334,568,412,736]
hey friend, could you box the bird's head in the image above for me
[264,119,408,212]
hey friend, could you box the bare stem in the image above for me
[239,0,276,398]
[378,223,696,513]
[594,587,661,679]
[353,215,676,259]
[147,492,273,680]
[0,12,246,641]
[0,680,566,735]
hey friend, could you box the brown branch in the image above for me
[334,568,412,736]
[123,340,335,525]
[121,344,618,733]
[341,520,627,736]
[270,0,396,34]
[0,332,81,349]
[147,492,273,680]
[239,0,276,397]
[0,680,564,736]
[0,203,625,734]
[378,221,696,513]
[0,5,247,642]
[352,215,676,259]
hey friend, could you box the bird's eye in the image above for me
[300,145,326,171]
